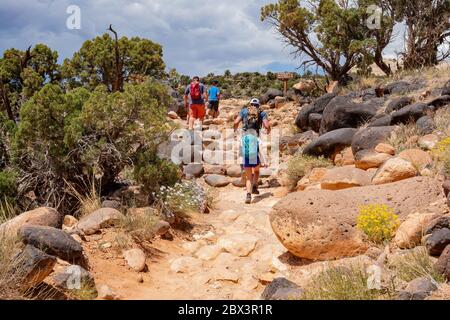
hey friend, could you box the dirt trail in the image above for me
[84,100,300,300]
[99,186,288,300]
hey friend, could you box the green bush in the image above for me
[133,150,181,194]
[13,81,171,211]
[0,170,17,204]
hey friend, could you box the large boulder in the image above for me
[320,97,379,134]
[386,97,414,114]
[51,265,97,294]
[183,163,204,178]
[391,103,433,125]
[369,115,392,127]
[355,150,392,170]
[260,89,283,104]
[372,157,418,185]
[270,177,445,260]
[352,126,395,155]
[416,116,436,135]
[393,212,441,249]
[295,93,336,131]
[303,128,357,158]
[19,225,83,261]
[76,208,124,236]
[398,149,433,169]
[13,245,57,290]
[321,167,372,190]
[0,207,61,238]
[428,95,450,109]
[435,245,450,281]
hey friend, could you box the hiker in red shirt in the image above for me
[184,76,207,130]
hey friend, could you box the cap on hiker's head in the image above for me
[193,76,200,81]
[212,80,218,85]
[250,98,260,106]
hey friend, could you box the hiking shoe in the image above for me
[252,186,260,195]
[245,193,252,204]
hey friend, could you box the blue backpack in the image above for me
[242,134,259,164]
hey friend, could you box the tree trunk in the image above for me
[374,50,392,76]
[108,25,124,92]
[0,80,14,121]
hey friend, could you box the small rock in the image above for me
[154,220,171,236]
[98,285,121,300]
[372,157,418,185]
[419,134,439,151]
[226,165,243,178]
[168,111,180,120]
[71,234,83,244]
[261,278,303,300]
[195,245,222,261]
[375,143,396,155]
[123,249,147,272]
[426,228,450,256]
[219,210,240,223]
[63,215,78,228]
[182,242,203,254]
[101,200,122,210]
[204,164,227,175]
[137,274,144,283]
[396,277,438,300]
[214,267,240,283]
[170,257,203,274]
[217,234,258,257]
[204,175,230,188]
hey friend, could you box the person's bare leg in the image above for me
[245,168,253,204]
[189,116,195,131]
[252,167,260,194]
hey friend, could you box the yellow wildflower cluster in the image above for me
[433,137,450,157]
[357,204,399,244]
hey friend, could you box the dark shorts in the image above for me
[208,100,219,112]
[242,155,260,169]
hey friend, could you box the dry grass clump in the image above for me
[302,264,381,300]
[65,179,102,218]
[388,122,421,153]
[388,247,446,284]
[0,233,25,299]
[286,154,331,186]
[118,208,159,243]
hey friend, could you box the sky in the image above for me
[0,0,405,76]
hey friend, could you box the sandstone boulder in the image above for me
[393,212,440,249]
[419,134,439,151]
[372,157,418,185]
[270,177,445,260]
[0,207,61,238]
[77,208,124,236]
[398,149,433,169]
[321,167,372,190]
[355,150,392,170]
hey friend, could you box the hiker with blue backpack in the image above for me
[207,80,221,119]
[234,98,271,204]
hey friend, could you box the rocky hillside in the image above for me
[1,66,450,300]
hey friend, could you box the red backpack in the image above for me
[190,82,202,100]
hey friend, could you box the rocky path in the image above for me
[116,186,288,300]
